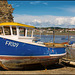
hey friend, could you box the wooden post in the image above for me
[10,26,13,35]
[17,26,19,36]
[31,29,33,37]
[40,28,41,39]
[53,27,55,43]
[68,26,69,44]
[24,28,25,36]
[25,28,27,37]
[2,26,5,35]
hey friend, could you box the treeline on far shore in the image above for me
[35,27,66,29]
[33,27,75,35]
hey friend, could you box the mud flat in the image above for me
[0,63,75,74]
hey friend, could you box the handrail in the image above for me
[44,42,69,47]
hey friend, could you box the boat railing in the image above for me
[44,42,69,48]
[18,36,35,39]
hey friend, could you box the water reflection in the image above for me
[34,35,75,43]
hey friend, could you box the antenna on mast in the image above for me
[40,24,42,39]
[53,27,55,43]
[53,26,55,47]
[40,27,41,39]
[68,25,70,44]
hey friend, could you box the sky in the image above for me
[8,1,75,28]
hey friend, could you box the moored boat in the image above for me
[0,22,67,70]
[67,41,75,59]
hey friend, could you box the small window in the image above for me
[19,27,25,36]
[0,27,3,35]
[4,26,11,35]
[27,28,32,37]
[12,26,17,35]
[4,17,6,19]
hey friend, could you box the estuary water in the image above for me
[34,35,75,43]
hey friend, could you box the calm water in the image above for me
[34,35,75,43]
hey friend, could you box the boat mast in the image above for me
[68,25,70,43]
[31,29,34,37]
[25,28,27,37]
[53,27,55,44]
[2,26,5,35]
[10,26,13,36]
[40,24,42,39]
[40,28,41,39]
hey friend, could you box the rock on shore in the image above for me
[0,0,14,23]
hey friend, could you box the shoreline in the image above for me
[0,64,75,74]
[33,34,75,36]
[33,32,75,36]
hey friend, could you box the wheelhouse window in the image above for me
[19,27,25,36]
[12,26,17,35]
[4,26,11,35]
[27,28,32,37]
[0,27,3,35]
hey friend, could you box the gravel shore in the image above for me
[0,63,75,74]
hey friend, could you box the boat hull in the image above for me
[0,55,65,70]
[0,37,66,69]
[67,47,75,60]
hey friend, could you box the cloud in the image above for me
[32,19,41,23]
[13,14,75,28]
[67,7,75,13]
[42,2,48,5]
[55,17,69,25]
[30,1,48,6]
[30,1,40,5]
[15,5,20,7]
[70,17,75,25]
[57,7,75,13]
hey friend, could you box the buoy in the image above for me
[45,68,47,70]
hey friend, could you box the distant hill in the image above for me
[35,27,66,29]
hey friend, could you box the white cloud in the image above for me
[32,19,41,23]
[66,7,75,13]
[30,1,40,5]
[70,17,75,25]
[30,1,48,6]
[15,5,20,7]
[42,2,48,5]
[55,17,68,25]
[13,14,75,28]
[56,7,75,13]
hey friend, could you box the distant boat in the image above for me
[70,36,75,39]
[0,22,67,70]
[61,37,68,40]
[69,41,75,45]
[67,42,75,60]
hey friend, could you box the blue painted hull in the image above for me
[0,37,66,56]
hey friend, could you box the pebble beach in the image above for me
[0,63,75,74]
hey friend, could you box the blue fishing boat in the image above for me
[0,22,67,70]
